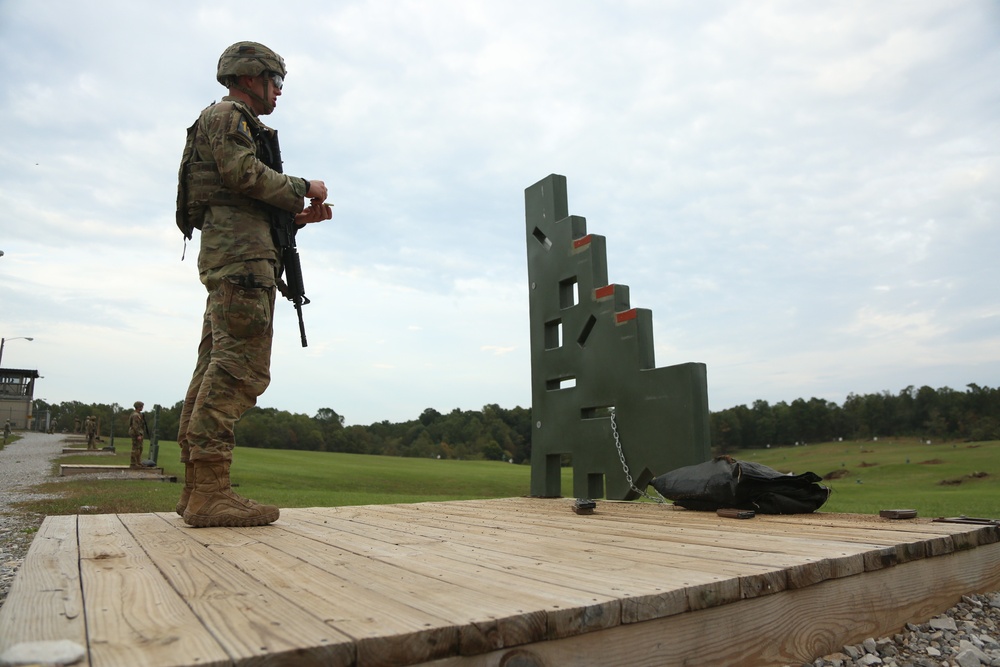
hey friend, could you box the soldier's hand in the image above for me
[295,199,333,225]
[305,179,328,201]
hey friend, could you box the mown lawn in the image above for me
[22,437,1000,519]
[29,441,564,515]
[740,437,999,517]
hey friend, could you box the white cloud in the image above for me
[1,0,997,424]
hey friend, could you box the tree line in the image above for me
[710,384,1000,452]
[29,383,1000,460]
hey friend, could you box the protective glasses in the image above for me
[267,72,283,90]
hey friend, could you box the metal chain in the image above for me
[610,409,668,504]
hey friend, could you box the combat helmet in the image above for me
[134,401,144,410]
[216,41,286,87]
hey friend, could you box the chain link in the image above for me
[610,409,668,504]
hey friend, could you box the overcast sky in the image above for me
[1,0,997,426]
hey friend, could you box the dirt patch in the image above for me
[938,471,991,486]
[823,469,851,480]
[858,461,878,468]
[919,459,944,465]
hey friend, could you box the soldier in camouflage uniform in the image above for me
[174,41,332,528]
[128,401,148,469]
[85,416,97,450]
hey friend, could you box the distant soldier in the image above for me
[74,417,81,434]
[3,419,10,442]
[85,416,97,450]
[128,401,149,469]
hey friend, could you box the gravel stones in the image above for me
[800,593,1000,667]
[0,433,64,609]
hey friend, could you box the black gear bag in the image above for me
[650,455,831,514]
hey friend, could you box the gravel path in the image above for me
[0,432,66,609]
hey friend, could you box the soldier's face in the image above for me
[253,73,281,114]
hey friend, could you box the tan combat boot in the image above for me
[182,461,279,528]
[175,461,194,516]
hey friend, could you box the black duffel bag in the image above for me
[650,455,831,514]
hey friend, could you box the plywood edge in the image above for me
[415,541,1000,667]
[0,516,88,665]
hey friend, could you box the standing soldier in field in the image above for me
[85,416,97,450]
[174,41,332,527]
[128,401,148,469]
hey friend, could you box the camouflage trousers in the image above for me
[177,259,276,464]
[130,433,144,465]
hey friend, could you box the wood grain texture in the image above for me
[0,515,88,664]
[1,498,996,667]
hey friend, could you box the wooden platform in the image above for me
[59,464,165,477]
[1,498,998,667]
[61,448,114,455]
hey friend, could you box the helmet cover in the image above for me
[216,41,286,86]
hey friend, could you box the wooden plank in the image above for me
[195,521,463,667]
[290,506,746,623]
[76,513,230,667]
[417,540,1000,667]
[451,499,973,570]
[278,508,618,653]
[359,503,832,594]
[400,500,866,579]
[465,497,969,549]
[117,513,355,667]
[60,464,164,476]
[374,501,794,592]
[0,516,88,666]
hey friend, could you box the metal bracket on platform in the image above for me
[933,515,1000,526]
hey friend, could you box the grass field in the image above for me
[19,437,1000,519]
[741,437,999,517]
[28,441,566,516]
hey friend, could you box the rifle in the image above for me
[259,126,310,347]
[272,212,310,347]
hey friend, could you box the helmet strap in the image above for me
[233,76,274,115]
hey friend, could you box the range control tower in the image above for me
[525,174,710,500]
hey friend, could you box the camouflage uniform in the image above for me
[85,416,97,450]
[128,401,147,468]
[174,41,329,528]
[177,51,309,470]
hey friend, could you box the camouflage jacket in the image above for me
[128,410,146,437]
[191,96,308,273]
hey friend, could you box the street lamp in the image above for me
[0,337,34,368]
